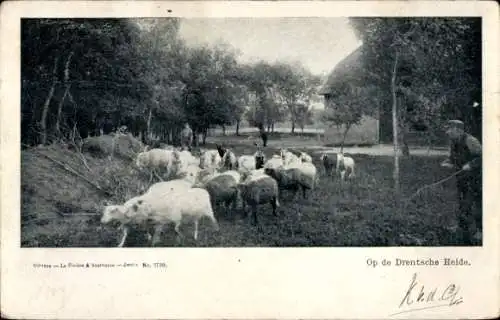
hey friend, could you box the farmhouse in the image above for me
[319,46,387,146]
[319,44,482,147]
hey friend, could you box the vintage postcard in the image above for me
[1,0,499,319]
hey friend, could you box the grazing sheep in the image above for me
[173,150,200,174]
[197,170,242,216]
[145,178,194,198]
[200,149,222,169]
[101,186,219,247]
[280,148,301,167]
[135,148,176,181]
[299,152,313,163]
[237,174,280,226]
[321,152,337,177]
[321,152,355,181]
[216,144,227,158]
[263,155,284,170]
[127,187,219,245]
[237,155,257,174]
[100,195,154,247]
[174,164,201,186]
[240,168,266,183]
[220,149,238,171]
[196,167,221,185]
[264,162,318,200]
[336,153,355,181]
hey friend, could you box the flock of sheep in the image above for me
[100,143,356,247]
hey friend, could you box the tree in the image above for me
[295,103,313,133]
[272,62,320,133]
[323,83,377,153]
[349,17,482,205]
[21,19,145,145]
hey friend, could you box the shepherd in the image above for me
[258,123,268,147]
[440,119,482,245]
[181,123,193,151]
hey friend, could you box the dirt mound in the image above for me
[21,143,151,247]
[80,133,145,160]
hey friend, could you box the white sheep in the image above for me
[299,152,313,163]
[240,168,266,183]
[280,148,301,167]
[237,174,280,226]
[200,149,222,170]
[126,187,219,245]
[321,152,355,181]
[220,149,238,171]
[170,164,201,187]
[264,155,284,170]
[237,155,257,174]
[173,150,200,176]
[146,179,194,197]
[101,178,196,247]
[237,151,266,175]
[135,148,176,181]
[101,186,219,246]
[264,161,318,200]
[101,196,153,247]
[335,153,355,181]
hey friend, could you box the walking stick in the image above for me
[403,169,465,204]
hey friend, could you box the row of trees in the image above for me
[21,18,321,147]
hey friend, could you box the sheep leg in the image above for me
[302,185,307,199]
[251,204,258,226]
[174,222,184,242]
[292,186,299,201]
[193,220,199,241]
[150,225,164,247]
[271,197,278,217]
[153,169,164,182]
[117,225,129,247]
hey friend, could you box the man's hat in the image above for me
[445,119,465,130]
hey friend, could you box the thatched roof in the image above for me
[319,45,364,96]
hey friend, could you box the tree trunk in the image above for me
[40,56,59,145]
[202,128,207,145]
[401,126,410,156]
[168,129,173,145]
[340,123,352,154]
[54,52,74,137]
[391,51,400,204]
[54,87,70,137]
[397,97,410,157]
[236,120,240,136]
[222,124,226,136]
[146,108,153,144]
[272,122,275,132]
[291,118,295,133]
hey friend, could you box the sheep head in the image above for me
[101,205,126,224]
[216,144,226,158]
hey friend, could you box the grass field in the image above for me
[21,135,474,247]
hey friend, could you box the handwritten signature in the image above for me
[389,272,463,317]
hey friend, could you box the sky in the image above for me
[178,17,362,77]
